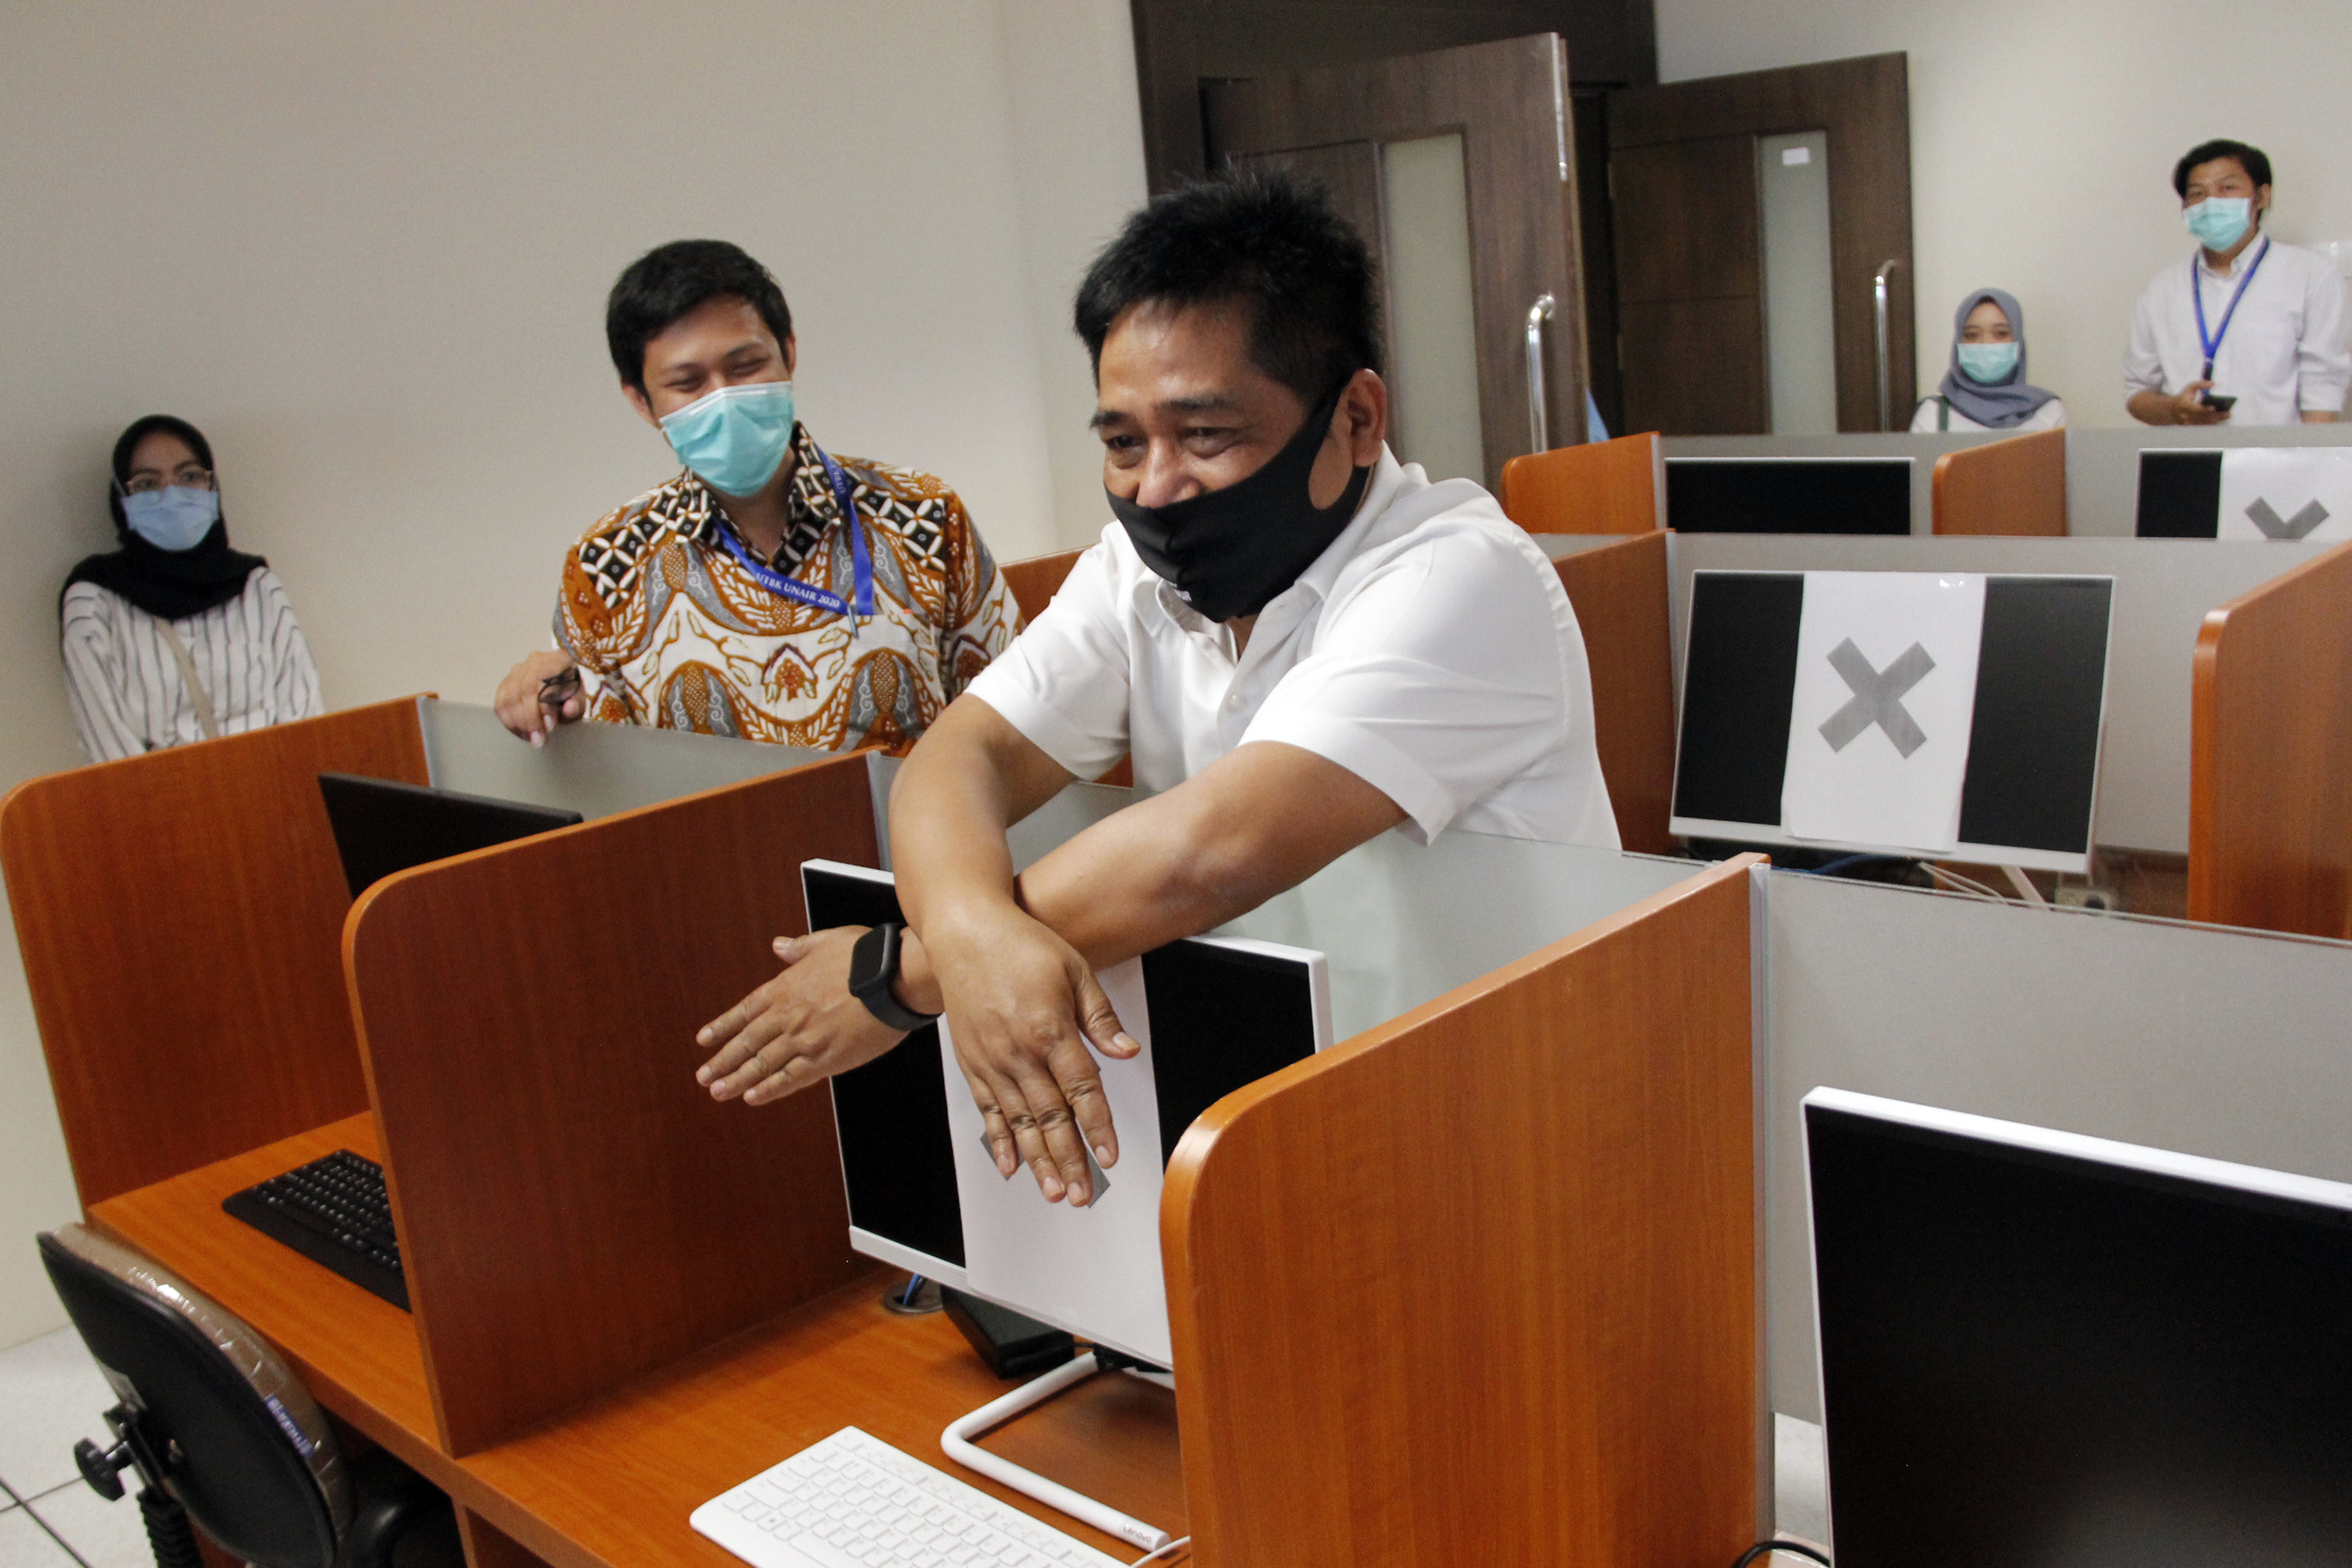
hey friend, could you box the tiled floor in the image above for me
[0,1327,150,1568]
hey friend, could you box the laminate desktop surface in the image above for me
[85,1116,1187,1568]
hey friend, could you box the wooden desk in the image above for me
[85,1118,1185,1568]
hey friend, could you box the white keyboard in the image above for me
[690,1426,1131,1568]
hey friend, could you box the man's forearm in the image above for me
[2127,389,2177,425]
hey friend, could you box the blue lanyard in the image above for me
[708,446,874,619]
[2191,235,2271,379]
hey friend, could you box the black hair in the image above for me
[1073,171,1382,404]
[2173,139,2273,198]
[109,414,215,532]
[605,240,794,394]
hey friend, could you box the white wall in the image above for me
[1657,0,2352,426]
[0,0,1144,1348]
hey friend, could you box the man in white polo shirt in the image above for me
[2126,138,2349,426]
[689,173,1615,1206]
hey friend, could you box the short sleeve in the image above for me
[2298,262,2351,414]
[1241,532,1571,842]
[962,538,1134,780]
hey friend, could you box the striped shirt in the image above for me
[60,570,324,762]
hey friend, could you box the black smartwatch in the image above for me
[848,921,939,1033]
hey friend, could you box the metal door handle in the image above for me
[1526,293,1557,452]
[1873,260,1901,431]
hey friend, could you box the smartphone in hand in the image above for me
[2201,390,2238,413]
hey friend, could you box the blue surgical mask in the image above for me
[1955,341,2019,384]
[122,486,221,551]
[659,381,795,497]
[2183,196,2253,252]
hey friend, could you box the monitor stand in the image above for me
[940,1349,1177,1555]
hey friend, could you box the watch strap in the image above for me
[850,921,938,1033]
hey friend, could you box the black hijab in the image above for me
[61,415,268,621]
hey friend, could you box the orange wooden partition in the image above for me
[1931,426,2067,535]
[1552,532,1678,852]
[345,754,880,1455]
[999,548,1084,622]
[1164,855,1762,1568]
[2,697,428,1205]
[1497,432,1665,535]
[2188,538,2352,938]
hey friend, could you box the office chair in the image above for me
[38,1225,448,1568]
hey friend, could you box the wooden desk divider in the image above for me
[999,548,1085,623]
[343,753,880,1456]
[2189,537,2352,938]
[1163,855,1762,1568]
[1931,426,2067,535]
[2,697,430,1206]
[1498,432,1666,535]
[1552,532,1678,853]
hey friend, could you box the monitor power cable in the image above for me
[1129,1537,1192,1566]
[1732,1541,1831,1568]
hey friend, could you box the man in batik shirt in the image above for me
[494,240,1020,751]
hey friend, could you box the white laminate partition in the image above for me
[1665,532,2329,854]
[1756,868,2352,1421]
[419,699,820,821]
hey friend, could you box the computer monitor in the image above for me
[1666,456,1912,535]
[317,772,583,898]
[1669,571,2113,871]
[2134,448,2223,537]
[1802,1087,2352,1566]
[803,860,1332,1366]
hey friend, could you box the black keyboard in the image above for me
[222,1149,408,1311]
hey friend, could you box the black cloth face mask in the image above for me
[1106,381,1373,623]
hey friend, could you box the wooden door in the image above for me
[1608,53,1914,434]
[1203,34,1592,485]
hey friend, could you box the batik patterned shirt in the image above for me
[557,424,1021,751]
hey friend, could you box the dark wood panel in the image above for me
[1205,34,1589,479]
[1132,0,1659,190]
[1610,135,1758,303]
[1553,531,1677,852]
[2190,539,2352,938]
[1610,53,1913,430]
[1,699,428,1206]
[1619,295,1767,434]
[1164,856,1760,1566]
[347,755,881,1454]
[1572,89,1624,435]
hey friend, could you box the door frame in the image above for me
[1203,34,1592,478]
[1609,52,1915,432]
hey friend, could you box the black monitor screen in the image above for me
[2136,449,2224,537]
[318,773,583,898]
[1668,459,1911,535]
[803,863,1325,1274]
[1807,1102,2352,1566]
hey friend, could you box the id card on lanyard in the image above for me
[2193,234,2271,383]
[711,446,877,622]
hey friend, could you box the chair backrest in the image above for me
[1497,433,1665,535]
[38,1225,350,1568]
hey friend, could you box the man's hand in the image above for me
[695,927,910,1105]
[923,905,1139,1207]
[495,650,586,745]
[2132,381,2230,426]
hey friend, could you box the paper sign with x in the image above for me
[1781,572,1986,854]
[2218,448,2352,543]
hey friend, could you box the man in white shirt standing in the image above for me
[2126,139,2349,426]
[690,173,1617,1205]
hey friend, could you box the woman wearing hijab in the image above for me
[60,415,322,761]
[1911,289,2067,432]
